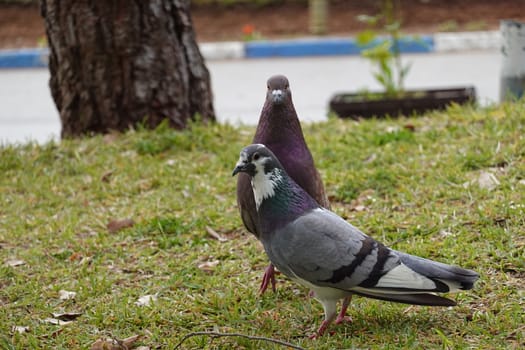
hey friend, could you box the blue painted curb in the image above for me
[0,48,49,68]
[0,31,499,68]
[394,36,434,53]
[245,35,433,58]
[246,38,361,57]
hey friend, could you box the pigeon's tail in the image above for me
[347,252,479,307]
[397,252,479,292]
[351,288,457,307]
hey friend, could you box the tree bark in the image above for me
[41,0,215,138]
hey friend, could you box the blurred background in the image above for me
[1,0,524,143]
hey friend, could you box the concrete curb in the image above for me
[0,31,500,68]
[434,31,501,52]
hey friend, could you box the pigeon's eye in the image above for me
[253,153,260,161]
[285,84,289,89]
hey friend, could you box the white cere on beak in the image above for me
[272,89,283,97]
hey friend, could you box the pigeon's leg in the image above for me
[309,298,337,338]
[335,295,353,324]
[259,264,277,294]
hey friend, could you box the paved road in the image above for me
[0,50,501,144]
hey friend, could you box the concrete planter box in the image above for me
[329,87,476,119]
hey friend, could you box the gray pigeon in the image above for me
[232,144,479,337]
[236,75,329,294]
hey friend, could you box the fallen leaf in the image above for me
[90,339,120,350]
[90,335,141,350]
[476,171,500,190]
[59,290,77,301]
[0,241,14,249]
[51,311,83,321]
[352,205,367,212]
[439,230,453,237]
[5,259,25,267]
[83,175,93,185]
[205,226,227,242]
[165,159,176,166]
[349,189,376,211]
[12,325,30,334]
[198,259,220,272]
[100,170,114,182]
[69,252,83,261]
[121,335,142,347]
[43,318,72,326]
[494,217,507,226]
[403,305,416,314]
[135,294,157,307]
[464,171,501,191]
[107,218,135,233]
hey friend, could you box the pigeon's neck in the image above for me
[254,103,306,146]
[252,167,284,210]
[252,168,319,234]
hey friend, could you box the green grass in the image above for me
[1,102,524,349]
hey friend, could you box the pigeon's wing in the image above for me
[236,173,259,236]
[268,208,476,306]
[268,207,400,289]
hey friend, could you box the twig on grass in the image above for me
[174,331,305,350]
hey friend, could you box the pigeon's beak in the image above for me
[271,89,284,104]
[233,159,256,177]
[232,162,247,176]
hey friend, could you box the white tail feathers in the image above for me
[374,264,438,291]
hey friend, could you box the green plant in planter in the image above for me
[356,0,411,98]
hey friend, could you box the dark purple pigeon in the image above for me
[236,74,330,294]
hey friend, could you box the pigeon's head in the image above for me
[266,75,291,105]
[233,144,287,209]
[232,144,282,178]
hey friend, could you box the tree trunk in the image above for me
[40,0,215,138]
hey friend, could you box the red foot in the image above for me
[309,297,353,338]
[335,295,353,324]
[308,319,331,339]
[335,315,353,325]
[259,264,277,294]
